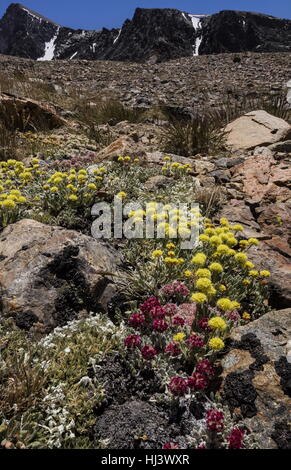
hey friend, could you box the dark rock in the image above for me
[199,10,291,55]
[94,400,174,449]
[0,219,121,333]
[221,309,291,448]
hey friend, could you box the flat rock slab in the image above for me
[225,110,291,151]
[0,219,120,333]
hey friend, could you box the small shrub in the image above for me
[162,114,226,157]
[76,100,142,127]
[0,124,17,160]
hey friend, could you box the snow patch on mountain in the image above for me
[37,27,60,61]
[189,15,205,56]
[22,7,42,22]
[113,29,122,44]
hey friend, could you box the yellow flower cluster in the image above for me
[0,159,39,225]
[117,156,139,164]
[21,131,61,147]
[208,316,227,331]
[186,217,269,314]
[161,157,192,176]
[128,203,202,242]
[45,168,105,203]
[0,158,107,227]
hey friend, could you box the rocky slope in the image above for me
[0,52,290,114]
[0,3,290,63]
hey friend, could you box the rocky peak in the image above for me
[199,10,291,54]
[7,3,59,25]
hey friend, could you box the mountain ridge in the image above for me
[0,3,290,63]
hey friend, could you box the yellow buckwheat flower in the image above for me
[208,317,227,331]
[249,270,259,277]
[260,270,270,277]
[248,238,259,246]
[234,253,248,263]
[87,183,97,190]
[184,270,193,278]
[216,244,231,255]
[191,292,207,304]
[230,301,241,310]
[199,234,210,243]
[209,337,225,351]
[244,261,255,269]
[242,312,251,321]
[196,278,212,291]
[2,199,16,209]
[191,253,207,266]
[173,332,186,342]
[117,192,127,199]
[232,224,244,232]
[216,298,232,311]
[195,268,211,279]
[166,243,175,250]
[209,262,223,273]
[152,250,163,258]
[220,218,229,226]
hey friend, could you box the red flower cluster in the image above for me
[195,359,215,378]
[198,317,213,332]
[227,428,245,449]
[128,312,145,327]
[141,345,157,360]
[187,334,205,349]
[162,443,180,449]
[168,377,188,396]
[153,319,168,332]
[140,297,160,314]
[150,306,167,318]
[165,342,181,356]
[206,409,224,432]
[187,372,207,391]
[173,316,186,326]
[124,334,142,349]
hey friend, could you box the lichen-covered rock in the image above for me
[221,308,291,449]
[94,400,177,449]
[0,219,121,333]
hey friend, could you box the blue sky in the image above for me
[0,1,290,28]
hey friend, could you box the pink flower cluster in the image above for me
[160,282,189,300]
[52,153,97,170]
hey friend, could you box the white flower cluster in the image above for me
[39,384,75,449]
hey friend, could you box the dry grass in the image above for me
[0,348,46,414]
